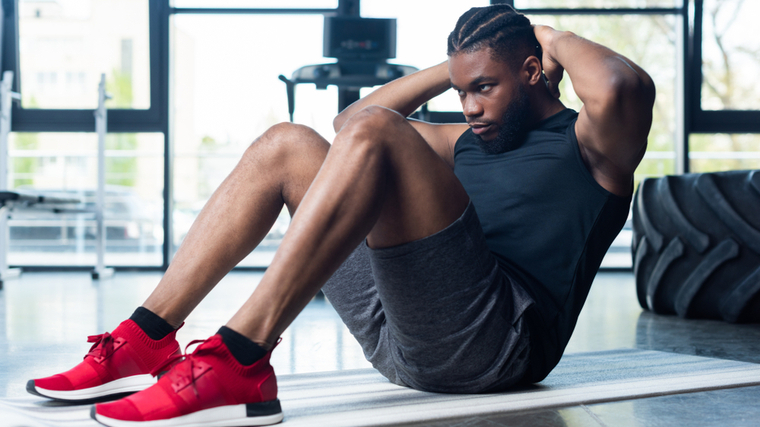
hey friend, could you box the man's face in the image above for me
[449,48,531,154]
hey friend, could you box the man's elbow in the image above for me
[633,69,656,110]
[333,113,347,133]
[593,69,654,127]
[610,60,656,111]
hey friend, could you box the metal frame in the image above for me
[0,70,20,286]
[688,0,760,133]
[0,0,756,271]
[0,0,351,271]
[92,75,115,280]
[1,0,172,270]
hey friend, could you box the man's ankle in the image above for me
[129,307,176,341]
[217,326,267,366]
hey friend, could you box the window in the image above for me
[515,0,681,6]
[4,0,757,270]
[361,0,490,112]
[7,133,164,267]
[18,0,151,109]
[171,14,333,266]
[690,134,760,172]
[172,0,339,8]
[700,0,760,110]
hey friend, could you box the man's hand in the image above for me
[534,25,563,99]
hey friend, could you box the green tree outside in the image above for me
[13,132,38,188]
[106,69,138,187]
[12,96,39,188]
[693,0,760,173]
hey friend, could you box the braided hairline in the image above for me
[448,5,538,71]
[456,14,507,51]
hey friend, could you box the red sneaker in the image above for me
[27,319,181,402]
[91,334,283,427]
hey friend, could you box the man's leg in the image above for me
[142,123,331,327]
[225,106,470,347]
[229,106,530,393]
[90,107,498,426]
[28,123,331,404]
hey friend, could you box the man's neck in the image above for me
[530,97,566,126]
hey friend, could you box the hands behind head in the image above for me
[533,25,563,99]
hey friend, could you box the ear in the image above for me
[521,56,543,86]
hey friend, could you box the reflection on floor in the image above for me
[1,271,758,426]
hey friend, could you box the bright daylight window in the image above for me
[171,0,338,7]
[18,0,150,109]
[171,14,334,266]
[360,0,490,112]
[7,133,164,267]
[514,0,681,6]
[690,134,760,172]
[701,0,760,110]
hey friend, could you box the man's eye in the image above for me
[479,84,492,91]
[457,90,466,97]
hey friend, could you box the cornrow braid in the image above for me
[448,5,540,71]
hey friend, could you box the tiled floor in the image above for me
[1,270,758,426]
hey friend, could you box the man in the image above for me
[27,5,654,426]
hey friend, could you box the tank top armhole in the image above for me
[566,118,631,203]
[453,128,473,158]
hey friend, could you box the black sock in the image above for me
[130,307,176,341]
[217,326,267,366]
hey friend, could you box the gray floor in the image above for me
[1,270,758,426]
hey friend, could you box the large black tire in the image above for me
[631,170,760,323]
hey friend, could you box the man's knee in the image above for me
[243,122,328,167]
[353,105,405,125]
[334,106,408,153]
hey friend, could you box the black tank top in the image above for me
[453,109,631,381]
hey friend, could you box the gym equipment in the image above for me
[0,71,114,288]
[92,74,114,280]
[632,170,760,322]
[0,192,83,289]
[279,16,418,121]
[0,71,88,288]
[0,70,21,288]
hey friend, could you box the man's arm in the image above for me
[333,62,468,167]
[535,26,656,197]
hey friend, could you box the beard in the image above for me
[474,84,530,155]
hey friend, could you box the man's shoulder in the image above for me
[528,108,578,137]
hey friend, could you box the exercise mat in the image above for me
[2,349,760,427]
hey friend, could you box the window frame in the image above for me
[0,0,354,270]
[688,0,760,136]
[1,0,756,270]
[5,0,168,132]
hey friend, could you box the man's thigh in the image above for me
[330,106,470,250]
[321,244,400,384]
[323,202,535,393]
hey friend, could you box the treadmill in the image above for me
[279,16,418,121]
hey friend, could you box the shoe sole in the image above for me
[91,400,284,427]
[28,374,156,401]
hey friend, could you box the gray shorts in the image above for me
[322,202,534,393]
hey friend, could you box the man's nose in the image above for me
[462,96,483,118]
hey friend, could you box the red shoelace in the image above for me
[150,339,217,397]
[86,332,116,360]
